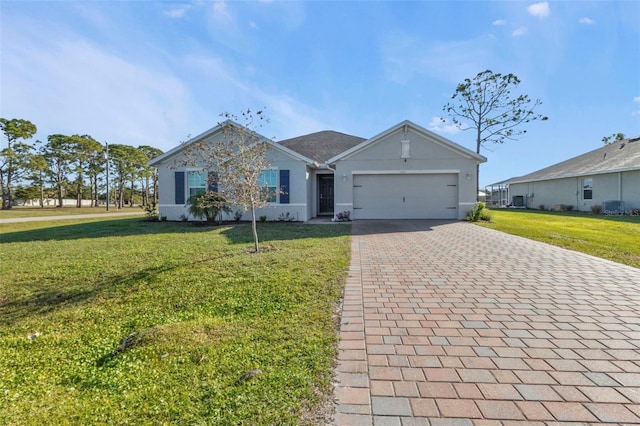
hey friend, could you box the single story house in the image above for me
[148,119,486,221]
[501,136,640,212]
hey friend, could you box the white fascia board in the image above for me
[327,120,486,164]
[148,121,230,167]
[352,169,460,175]
[148,119,281,167]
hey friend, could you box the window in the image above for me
[188,171,207,198]
[258,170,277,202]
[582,178,593,200]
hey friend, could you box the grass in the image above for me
[0,218,351,425]
[476,209,640,268]
[0,206,143,218]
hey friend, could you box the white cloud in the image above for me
[1,22,195,151]
[512,27,528,37]
[527,2,550,19]
[164,5,191,19]
[380,32,493,84]
[578,17,595,25]
[634,96,640,103]
[212,1,233,23]
[493,19,507,26]
[428,117,465,135]
[182,53,327,140]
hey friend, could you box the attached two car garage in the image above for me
[352,172,459,220]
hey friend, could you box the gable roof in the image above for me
[149,119,488,168]
[148,120,314,167]
[326,120,487,164]
[508,136,640,184]
[277,130,365,164]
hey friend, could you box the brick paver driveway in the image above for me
[333,220,640,425]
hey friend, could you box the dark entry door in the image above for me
[318,175,334,215]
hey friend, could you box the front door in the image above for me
[318,175,334,215]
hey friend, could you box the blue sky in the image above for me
[2,0,639,187]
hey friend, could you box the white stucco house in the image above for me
[498,136,640,212]
[148,120,486,221]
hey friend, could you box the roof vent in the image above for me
[619,142,625,149]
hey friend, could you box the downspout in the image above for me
[618,172,622,201]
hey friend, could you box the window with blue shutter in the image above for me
[279,169,289,204]
[175,171,185,204]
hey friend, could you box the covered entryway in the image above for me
[352,173,458,219]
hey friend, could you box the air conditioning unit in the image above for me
[512,196,525,207]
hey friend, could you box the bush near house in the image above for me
[0,218,351,425]
[466,201,491,222]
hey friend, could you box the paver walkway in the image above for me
[333,220,640,425]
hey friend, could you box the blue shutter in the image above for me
[279,169,289,204]
[208,172,218,192]
[175,171,185,204]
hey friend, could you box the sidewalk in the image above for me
[0,210,145,223]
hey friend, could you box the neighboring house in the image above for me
[502,136,640,212]
[148,119,486,221]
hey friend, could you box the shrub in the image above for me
[538,204,545,211]
[479,209,492,221]
[141,201,159,221]
[467,201,489,222]
[233,210,243,223]
[591,204,602,215]
[278,212,295,222]
[259,215,267,222]
[566,205,574,211]
[333,211,351,222]
[186,191,232,223]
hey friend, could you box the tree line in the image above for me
[0,118,163,210]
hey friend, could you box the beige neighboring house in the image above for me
[148,120,486,221]
[503,136,640,212]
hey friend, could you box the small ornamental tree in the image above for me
[442,70,548,197]
[181,109,274,253]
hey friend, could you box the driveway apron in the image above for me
[333,220,640,425]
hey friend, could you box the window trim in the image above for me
[187,170,207,199]
[582,177,593,200]
[258,169,278,203]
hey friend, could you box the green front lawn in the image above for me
[476,209,640,268]
[0,218,351,425]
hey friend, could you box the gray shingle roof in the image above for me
[277,130,365,163]
[508,136,640,184]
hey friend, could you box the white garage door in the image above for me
[353,173,458,219]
